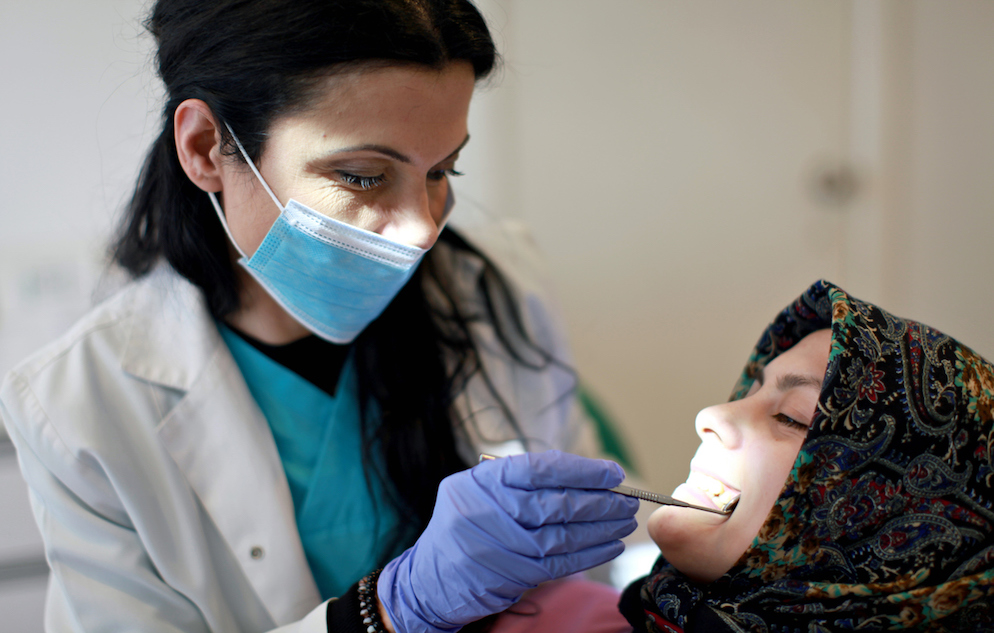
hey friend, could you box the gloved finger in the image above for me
[539,540,628,580]
[465,513,637,558]
[483,450,626,491]
[483,540,627,586]
[478,484,639,527]
[521,517,638,557]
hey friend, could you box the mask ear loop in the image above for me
[206,122,285,259]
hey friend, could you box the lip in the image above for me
[673,483,722,510]
[688,463,742,496]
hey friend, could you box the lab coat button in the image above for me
[250,546,264,560]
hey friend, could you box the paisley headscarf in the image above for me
[625,280,994,632]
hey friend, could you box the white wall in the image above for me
[462,0,994,494]
[901,2,994,341]
[0,0,159,382]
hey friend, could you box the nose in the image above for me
[694,402,744,449]
[378,186,444,250]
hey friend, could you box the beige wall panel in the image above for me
[481,1,853,490]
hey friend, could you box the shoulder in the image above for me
[0,267,218,465]
[5,276,136,385]
[3,266,211,388]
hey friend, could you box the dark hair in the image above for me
[112,0,558,561]
[115,0,497,313]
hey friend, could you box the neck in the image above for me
[224,266,311,345]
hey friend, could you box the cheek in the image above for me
[300,188,366,223]
[430,179,450,223]
[222,187,282,258]
[748,439,804,510]
[727,441,805,545]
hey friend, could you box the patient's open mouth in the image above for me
[685,470,741,512]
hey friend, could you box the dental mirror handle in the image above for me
[478,454,736,516]
[609,484,735,515]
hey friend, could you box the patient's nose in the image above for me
[695,402,744,449]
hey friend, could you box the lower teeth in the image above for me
[688,472,736,507]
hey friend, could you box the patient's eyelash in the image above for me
[774,413,808,432]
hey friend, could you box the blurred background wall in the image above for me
[1,0,992,629]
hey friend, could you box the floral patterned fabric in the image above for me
[634,280,994,632]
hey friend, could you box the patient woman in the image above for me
[620,280,994,632]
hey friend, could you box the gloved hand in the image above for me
[377,450,639,633]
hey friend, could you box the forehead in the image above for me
[258,62,476,171]
[271,62,476,135]
[766,329,832,379]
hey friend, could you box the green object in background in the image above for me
[577,384,638,475]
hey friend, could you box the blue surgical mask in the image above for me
[208,128,452,344]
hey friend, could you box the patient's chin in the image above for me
[646,505,734,582]
[647,501,729,541]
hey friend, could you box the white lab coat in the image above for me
[0,221,604,633]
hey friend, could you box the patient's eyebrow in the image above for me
[755,367,822,391]
[776,372,823,391]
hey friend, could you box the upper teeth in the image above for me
[687,471,738,507]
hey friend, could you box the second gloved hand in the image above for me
[378,450,639,633]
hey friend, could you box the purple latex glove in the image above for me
[378,450,638,633]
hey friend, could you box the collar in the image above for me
[120,266,223,391]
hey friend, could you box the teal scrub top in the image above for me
[219,326,404,599]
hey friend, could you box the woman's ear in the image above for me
[174,99,224,193]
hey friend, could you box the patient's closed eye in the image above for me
[774,413,808,432]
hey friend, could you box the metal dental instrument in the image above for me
[478,454,738,516]
[608,483,738,515]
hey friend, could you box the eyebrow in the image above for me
[756,368,823,392]
[318,134,471,166]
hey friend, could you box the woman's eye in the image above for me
[774,413,809,432]
[428,168,465,182]
[337,171,385,190]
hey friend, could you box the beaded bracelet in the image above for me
[357,568,387,633]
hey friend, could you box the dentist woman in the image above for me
[0,1,637,632]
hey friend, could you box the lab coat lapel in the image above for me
[121,269,322,623]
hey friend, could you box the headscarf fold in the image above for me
[636,280,994,632]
